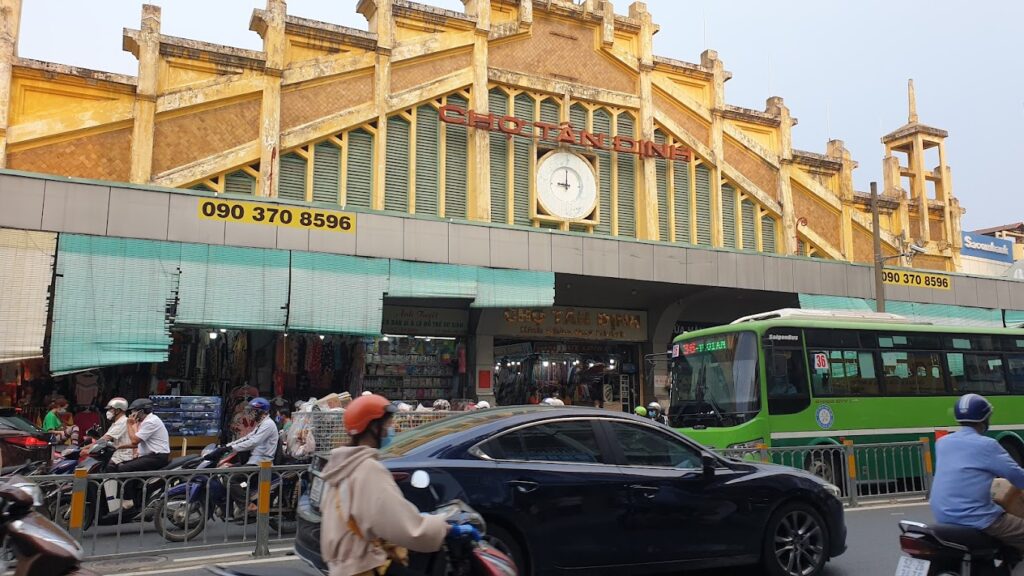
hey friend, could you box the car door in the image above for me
[601,420,759,568]
[474,418,628,572]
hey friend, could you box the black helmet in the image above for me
[129,398,154,414]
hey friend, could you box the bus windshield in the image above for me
[668,331,760,428]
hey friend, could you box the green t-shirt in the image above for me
[42,410,63,431]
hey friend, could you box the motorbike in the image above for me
[154,445,300,542]
[0,475,100,576]
[897,520,1022,576]
[282,469,516,576]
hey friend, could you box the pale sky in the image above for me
[17,1,1023,231]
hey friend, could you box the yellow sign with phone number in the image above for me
[197,198,356,233]
[882,268,952,290]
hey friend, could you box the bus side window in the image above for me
[767,347,810,415]
[1006,355,1024,394]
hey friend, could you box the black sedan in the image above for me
[296,406,846,576]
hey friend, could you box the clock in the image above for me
[535,151,598,221]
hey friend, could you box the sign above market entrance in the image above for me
[439,104,691,162]
[478,306,647,342]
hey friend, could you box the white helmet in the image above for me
[541,397,564,406]
[396,402,413,412]
[475,401,491,409]
[105,397,128,412]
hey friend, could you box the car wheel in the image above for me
[762,502,829,576]
[485,524,529,576]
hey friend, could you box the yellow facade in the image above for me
[0,0,964,270]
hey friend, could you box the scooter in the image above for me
[280,469,516,576]
[0,475,99,576]
[897,520,1022,575]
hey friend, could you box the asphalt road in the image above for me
[89,502,934,576]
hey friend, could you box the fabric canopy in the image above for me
[0,230,56,363]
[176,244,289,331]
[1005,310,1024,328]
[51,235,179,376]
[799,294,1004,327]
[473,268,555,308]
[288,253,390,335]
[388,260,477,299]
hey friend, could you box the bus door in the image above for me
[763,328,811,417]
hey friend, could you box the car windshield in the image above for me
[668,331,760,428]
[380,408,532,458]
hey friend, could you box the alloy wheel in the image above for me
[773,510,825,576]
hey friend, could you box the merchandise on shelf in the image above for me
[150,395,223,437]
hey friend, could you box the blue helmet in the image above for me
[249,397,271,413]
[954,394,993,423]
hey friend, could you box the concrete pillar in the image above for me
[911,134,929,242]
[359,0,393,210]
[601,0,615,47]
[0,0,21,169]
[254,0,287,197]
[829,139,855,258]
[129,5,160,184]
[767,96,797,255]
[463,0,491,221]
[632,2,659,241]
[702,50,725,247]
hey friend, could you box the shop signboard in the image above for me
[381,306,468,336]
[962,232,1014,263]
[881,268,951,290]
[197,198,356,233]
[481,306,647,342]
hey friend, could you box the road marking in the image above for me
[116,554,297,576]
[845,501,930,512]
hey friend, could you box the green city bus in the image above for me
[667,309,1024,482]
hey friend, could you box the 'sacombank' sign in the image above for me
[439,104,691,162]
[961,231,1014,263]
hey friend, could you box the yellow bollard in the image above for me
[68,468,88,538]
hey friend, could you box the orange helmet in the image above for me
[344,394,396,436]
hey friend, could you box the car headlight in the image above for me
[727,438,764,450]
[823,483,842,499]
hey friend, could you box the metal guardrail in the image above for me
[717,437,933,506]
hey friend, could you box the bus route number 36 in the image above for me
[881,269,951,290]
[198,199,355,233]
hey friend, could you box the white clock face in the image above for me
[536,152,598,221]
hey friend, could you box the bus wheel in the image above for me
[1000,439,1024,466]
[804,450,847,495]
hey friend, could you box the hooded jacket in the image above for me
[320,445,449,576]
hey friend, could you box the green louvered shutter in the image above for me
[445,94,468,220]
[695,164,712,246]
[721,184,736,248]
[473,269,555,308]
[416,106,440,216]
[616,113,636,238]
[741,199,757,250]
[279,152,307,202]
[673,159,691,243]
[313,142,341,204]
[540,98,560,126]
[593,109,613,236]
[190,183,214,192]
[570,104,587,140]
[223,171,255,196]
[389,260,478,298]
[654,131,669,241]
[385,115,410,212]
[346,128,374,209]
[489,89,509,224]
[761,215,777,253]
[513,93,535,227]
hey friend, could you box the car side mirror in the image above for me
[701,454,717,478]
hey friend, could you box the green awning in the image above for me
[51,235,179,375]
[1006,310,1024,328]
[799,294,1004,327]
[288,253,390,335]
[388,260,477,299]
[473,268,555,308]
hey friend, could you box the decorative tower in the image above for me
[881,79,960,270]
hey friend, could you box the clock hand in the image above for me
[556,169,570,190]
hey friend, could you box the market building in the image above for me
[0,0,1022,429]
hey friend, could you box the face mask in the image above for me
[380,426,397,449]
[106,410,115,420]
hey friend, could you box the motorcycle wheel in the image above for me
[48,494,94,531]
[154,492,206,542]
[268,513,296,534]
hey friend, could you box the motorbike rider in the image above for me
[320,394,479,576]
[111,398,170,510]
[647,401,667,424]
[226,397,280,516]
[930,394,1024,556]
[86,397,134,465]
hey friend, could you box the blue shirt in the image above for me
[229,417,279,465]
[930,427,1024,529]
